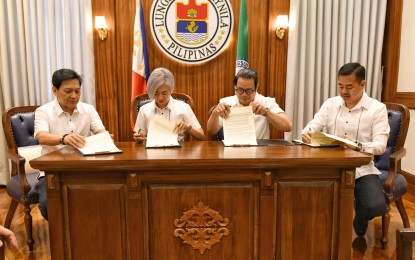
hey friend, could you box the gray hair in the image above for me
[146,68,175,99]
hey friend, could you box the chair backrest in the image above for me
[131,93,195,124]
[2,106,39,176]
[374,102,410,171]
[207,105,224,141]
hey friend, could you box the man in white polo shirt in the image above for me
[28,68,107,220]
[207,68,292,139]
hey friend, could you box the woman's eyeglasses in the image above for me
[235,88,255,95]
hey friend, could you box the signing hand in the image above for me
[133,131,146,143]
[301,131,313,143]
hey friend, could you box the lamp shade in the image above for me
[95,16,107,29]
[276,15,289,28]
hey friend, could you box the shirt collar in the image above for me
[340,92,371,110]
[230,93,259,107]
[53,99,79,116]
[355,92,371,109]
[151,97,174,112]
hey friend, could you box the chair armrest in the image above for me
[6,150,32,196]
[390,147,406,162]
[384,147,406,194]
[6,149,26,170]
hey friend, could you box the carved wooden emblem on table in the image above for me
[173,201,229,254]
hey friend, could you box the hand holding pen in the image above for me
[301,127,313,143]
[133,129,146,143]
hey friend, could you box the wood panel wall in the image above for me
[92,0,290,141]
[92,0,413,143]
[383,0,415,109]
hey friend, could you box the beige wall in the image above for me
[397,0,415,174]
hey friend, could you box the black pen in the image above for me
[136,129,142,143]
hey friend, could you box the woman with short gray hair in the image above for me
[133,67,205,142]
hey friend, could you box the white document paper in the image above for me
[222,106,258,146]
[146,114,180,148]
[76,131,122,156]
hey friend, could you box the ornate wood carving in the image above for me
[173,201,229,254]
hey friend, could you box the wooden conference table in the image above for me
[30,141,371,260]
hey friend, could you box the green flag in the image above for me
[235,0,248,74]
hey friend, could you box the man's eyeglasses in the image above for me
[235,87,255,95]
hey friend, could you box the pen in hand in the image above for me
[134,129,143,143]
[302,127,312,143]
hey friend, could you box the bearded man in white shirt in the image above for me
[301,62,389,237]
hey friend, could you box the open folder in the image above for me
[76,131,122,156]
[222,106,258,147]
[145,114,181,148]
[293,131,358,148]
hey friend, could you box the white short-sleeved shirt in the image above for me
[218,93,284,139]
[134,98,202,142]
[34,99,105,155]
[301,92,389,179]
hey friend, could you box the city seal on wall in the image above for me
[150,0,234,64]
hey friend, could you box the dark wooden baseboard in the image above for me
[402,170,415,197]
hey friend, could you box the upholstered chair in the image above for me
[374,102,410,249]
[2,106,40,251]
[131,93,195,141]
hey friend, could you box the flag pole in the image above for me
[235,0,248,75]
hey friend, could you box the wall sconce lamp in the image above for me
[275,15,289,40]
[95,16,108,41]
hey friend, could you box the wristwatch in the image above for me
[355,142,362,151]
[60,134,69,145]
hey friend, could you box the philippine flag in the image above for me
[131,0,150,129]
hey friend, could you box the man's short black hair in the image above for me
[52,69,83,89]
[233,68,259,89]
[338,62,365,83]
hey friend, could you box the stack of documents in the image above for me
[293,131,358,148]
